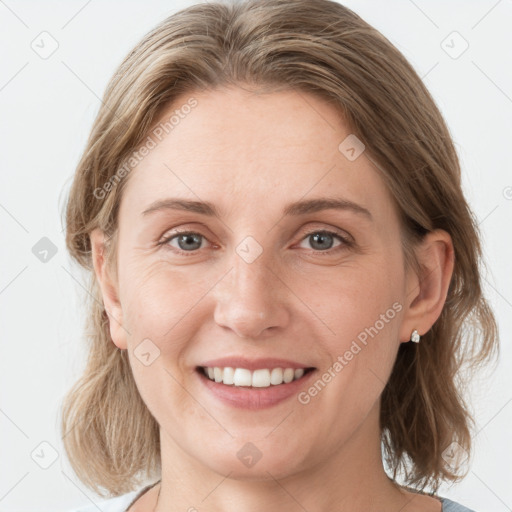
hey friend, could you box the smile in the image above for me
[199,366,315,387]
[196,365,317,410]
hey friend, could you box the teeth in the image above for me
[201,366,308,387]
[283,368,295,383]
[270,368,284,385]
[222,367,235,385]
[234,368,252,386]
[213,367,223,383]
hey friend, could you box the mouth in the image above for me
[195,365,317,409]
[196,365,316,388]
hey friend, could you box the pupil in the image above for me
[179,234,201,251]
[311,232,333,250]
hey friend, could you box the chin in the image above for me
[200,442,309,481]
[210,461,300,482]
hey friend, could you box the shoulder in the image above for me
[440,496,477,512]
[63,490,139,512]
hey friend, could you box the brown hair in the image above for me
[60,0,499,498]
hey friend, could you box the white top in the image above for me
[64,490,139,512]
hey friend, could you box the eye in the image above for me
[298,229,352,253]
[158,228,352,256]
[158,230,210,255]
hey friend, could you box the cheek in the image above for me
[120,263,210,419]
[311,255,404,378]
[120,261,211,354]
[319,255,402,328]
[297,261,404,439]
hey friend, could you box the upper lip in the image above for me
[198,357,315,371]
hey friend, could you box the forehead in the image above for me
[120,86,397,222]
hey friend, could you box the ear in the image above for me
[89,228,128,350]
[399,229,455,343]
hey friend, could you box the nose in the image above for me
[213,251,290,339]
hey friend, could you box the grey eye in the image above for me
[170,232,204,251]
[308,232,336,251]
[299,231,345,252]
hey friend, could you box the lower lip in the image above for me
[196,368,317,410]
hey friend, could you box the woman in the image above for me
[61,0,499,511]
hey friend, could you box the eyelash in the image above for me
[157,228,353,257]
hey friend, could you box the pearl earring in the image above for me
[410,329,420,343]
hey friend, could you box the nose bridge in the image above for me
[213,242,289,338]
[232,249,273,303]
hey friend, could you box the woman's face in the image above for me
[96,86,418,479]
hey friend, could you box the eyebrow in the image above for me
[141,197,372,220]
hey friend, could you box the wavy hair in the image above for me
[60,0,499,498]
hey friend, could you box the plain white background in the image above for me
[0,1,511,511]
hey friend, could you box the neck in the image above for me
[153,402,412,512]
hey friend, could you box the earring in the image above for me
[410,329,420,343]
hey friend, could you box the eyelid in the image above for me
[157,224,354,255]
[157,224,211,245]
[157,227,213,251]
[296,228,353,252]
[300,223,354,243]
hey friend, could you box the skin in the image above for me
[90,86,454,512]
